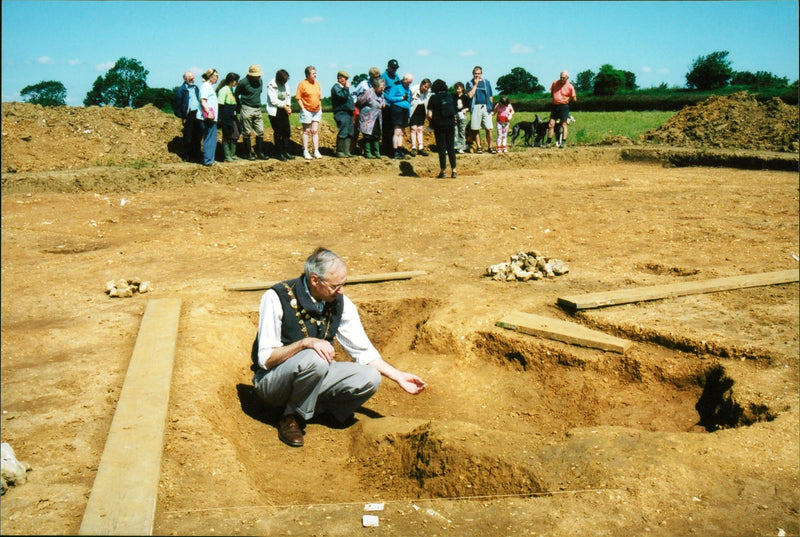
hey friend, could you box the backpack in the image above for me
[438,93,455,119]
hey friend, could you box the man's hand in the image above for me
[395,372,427,395]
[306,338,336,363]
[284,105,292,115]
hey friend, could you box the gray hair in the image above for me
[371,77,386,89]
[304,247,344,279]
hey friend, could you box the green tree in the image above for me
[732,70,789,90]
[20,80,67,106]
[592,64,626,96]
[575,70,595,93]
[622,70,638,90]
[496,67,543,94]
[84,57,149,108]
[685,50,733,91]
[84,76,106,106]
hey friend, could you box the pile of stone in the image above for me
[105,277,152,298]
[486,251,569,282]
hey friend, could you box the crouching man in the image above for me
[252,247,427,447]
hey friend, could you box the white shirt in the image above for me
[256,288,381,370]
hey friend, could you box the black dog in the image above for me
[510,115,542,147]
[533,114,576,147]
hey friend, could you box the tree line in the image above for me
[19,51,797,109]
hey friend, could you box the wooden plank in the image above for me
[225,270,427,291]
[557,269,798,312]
[496,311,632,354]
[79,298,181,536]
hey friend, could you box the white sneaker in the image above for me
[313,149,322,159]
[303,150,312,160]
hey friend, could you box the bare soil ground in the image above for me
[1,97,798,536]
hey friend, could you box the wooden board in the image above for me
[225,270,427,291]
[557,269,798,312]
[496,311,632,354]
[79,298,181,536]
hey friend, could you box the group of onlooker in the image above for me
[174,60,577,175]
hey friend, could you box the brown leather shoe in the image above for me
[278,414,304,447]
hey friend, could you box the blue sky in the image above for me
[2,1,798,105]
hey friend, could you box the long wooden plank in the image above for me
[497,311,632,354]
[225,270,427,291]
[80,298,181,536]
[557,269,798,312]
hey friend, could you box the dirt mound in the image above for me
[643,91,799,152]
[1,102,186,173]
[0,102,416,174]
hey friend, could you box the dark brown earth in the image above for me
[1,95,798,536]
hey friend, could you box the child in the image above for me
[453,82,469,153]
[493,96,514,153]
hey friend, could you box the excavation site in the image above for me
[1,97,798,536]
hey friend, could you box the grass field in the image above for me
[507,110,675,144]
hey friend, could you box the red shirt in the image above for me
[550,80,576,105]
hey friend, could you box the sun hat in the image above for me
[247,64,263,77]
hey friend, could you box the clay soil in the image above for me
[1,99,799,536]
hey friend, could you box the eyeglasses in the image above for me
[319,278,345,293]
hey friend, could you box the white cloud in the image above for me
[642,66,652,73]
[67,59,81,66]
[459,49,477,57]
[96,61,115,71]
[417,49,431,56]
[302,16,323,23]
[37,56,54,64]
[658,68,670,74]
[510,44,533,54]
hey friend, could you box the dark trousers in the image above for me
[381,107,393,155]
[182,114,202,162]
[434,126,456,170]
[269,108,291,155]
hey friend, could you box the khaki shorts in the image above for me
[469,104,493,130]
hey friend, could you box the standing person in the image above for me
[426,79,457,179]
[408,78,432,156]
[216,72,241,163]
[465,66,495,154]
[199,68,219,167]
[296,65,323,160]
[547,70,577,148]
[331,70,355,158]
[350,67,381,155]
[380,59,401,156]
[175,70,202,162]
[266,69,295,161]
[252,247,427,447]
[384,72,413,160]
[493,96,514,153]
[453,82,469,154]
[235,64,268,161]
[356,77,386,159]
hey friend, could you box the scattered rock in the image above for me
[1,443,29,494]
[105,277,152,298]
[486,251,569,282]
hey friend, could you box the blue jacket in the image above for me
[384,80,410,110]
[175,82,200,119]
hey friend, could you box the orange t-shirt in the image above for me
[295,79,321,112]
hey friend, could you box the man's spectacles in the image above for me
[320,278,345,292]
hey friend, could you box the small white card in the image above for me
[362,514,380,527]
[364,502,385,512]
